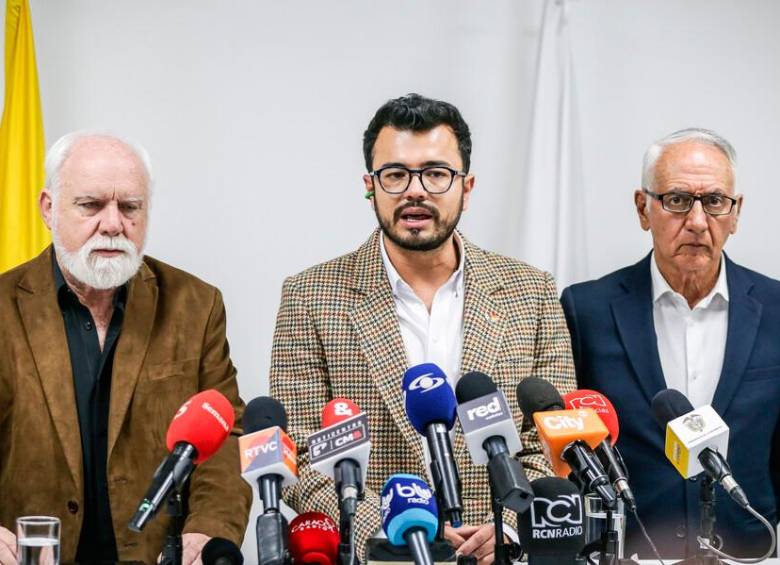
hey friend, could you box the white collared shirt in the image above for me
[651,252,729,408]
[380,233,465,388]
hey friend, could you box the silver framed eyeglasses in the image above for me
[643,189,737,216]
[369,165,466,194]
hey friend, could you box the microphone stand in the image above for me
[159,490,185,565]
[338,503,358,565]
[596,508,639,565]
[490,482,520,565]
[676,476,725,565]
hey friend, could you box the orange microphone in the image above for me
[516,378,617,508]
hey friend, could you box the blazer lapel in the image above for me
[712,256,762,415]
[107,261,158,460]
[16,247,83,490]
[456,236,505,457]
[611,254,667,405]
[349,231,425,463]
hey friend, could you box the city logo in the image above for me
[542,414,585,431]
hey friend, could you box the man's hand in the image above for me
[0,527,18,565]
[159,533,211,565]
[447,524,502,565]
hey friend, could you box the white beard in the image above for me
[53,231,144,290]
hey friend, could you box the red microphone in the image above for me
[563,389,636,511]
[129,389,236,531]
[289,512,340,565]
[321,398,362,428]
[306,398,371,550]
[167,389,236,462]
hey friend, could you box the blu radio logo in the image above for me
[395,482,433,505]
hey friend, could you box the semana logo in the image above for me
[409,373,445,393]
[530,495,583,529]
[202,401,230,432]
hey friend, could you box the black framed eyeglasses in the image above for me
[643,189,738,216]
[369,165,466,194]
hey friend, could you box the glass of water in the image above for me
[16,516,60,565]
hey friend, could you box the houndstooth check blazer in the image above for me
[269,229,575,553]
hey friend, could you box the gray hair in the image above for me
[641,127,737,190]
[44,130,154,201]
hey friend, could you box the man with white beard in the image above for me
[0,133,250,565]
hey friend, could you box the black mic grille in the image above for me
[651,389,694,429]
[201,537,244,565]
[244,396,288,434]
[455,371,496,403]
[516,377,565,417]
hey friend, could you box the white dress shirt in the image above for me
[651,252,729,408]
[380,233,465,388]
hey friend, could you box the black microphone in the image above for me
[651,389,749,508]
[517,477,586,564]
[455,371,533,513]
[516,378,617,509]
[402,363,463,527]
[240,397,297,565]
[202,537,244,565]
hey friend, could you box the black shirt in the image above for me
[53,255,127,563]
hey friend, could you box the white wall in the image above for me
[4,0,780,555]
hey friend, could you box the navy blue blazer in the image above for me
[560,253,780,559]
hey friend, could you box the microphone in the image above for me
[455,371,533,513]
[516,477,586,565]
[289,512,340,565]
[307,398,371,519]
[240,396,298,565]
[201,537,244,565]
[381,474,439,565]
[651,389,749,508]
[402,363,463,527]
[563,390,637,511]
[516,378,617,508]
[129,389,234,531]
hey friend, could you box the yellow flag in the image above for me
[0,0,48,273]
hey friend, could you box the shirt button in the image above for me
[67,500,79,514]
[84,321,93,330]
[676,524,687,538]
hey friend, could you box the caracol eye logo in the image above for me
[683,414,706,433]
[409,373,445,393]
[530,495,583,529]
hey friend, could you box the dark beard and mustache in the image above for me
[374,194,464,252]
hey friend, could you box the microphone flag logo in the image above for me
[530,494,584,539]
[409,372,445,393]
[683,413,706,433]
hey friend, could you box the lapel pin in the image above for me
[486,311,500,323]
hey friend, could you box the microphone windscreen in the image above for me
[517,477,586,558]
[166,389,234,464]
[516,377,565,418]
[201,537,244,565]
[455,371,497,403]
[651,389,694,429]
[563,390,620,444]
[244,396,288,434]
[321,398,362,428]
[402,363,456,433]
[289,511,340,565]
[381,474,439,546]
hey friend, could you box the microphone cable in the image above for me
[696,503,776,564]
[631,508,666,565]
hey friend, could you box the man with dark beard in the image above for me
[0,132,250,565]
[270,94,575,565]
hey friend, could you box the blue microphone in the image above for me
[382,474,439,565]
[402,363,462,527]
